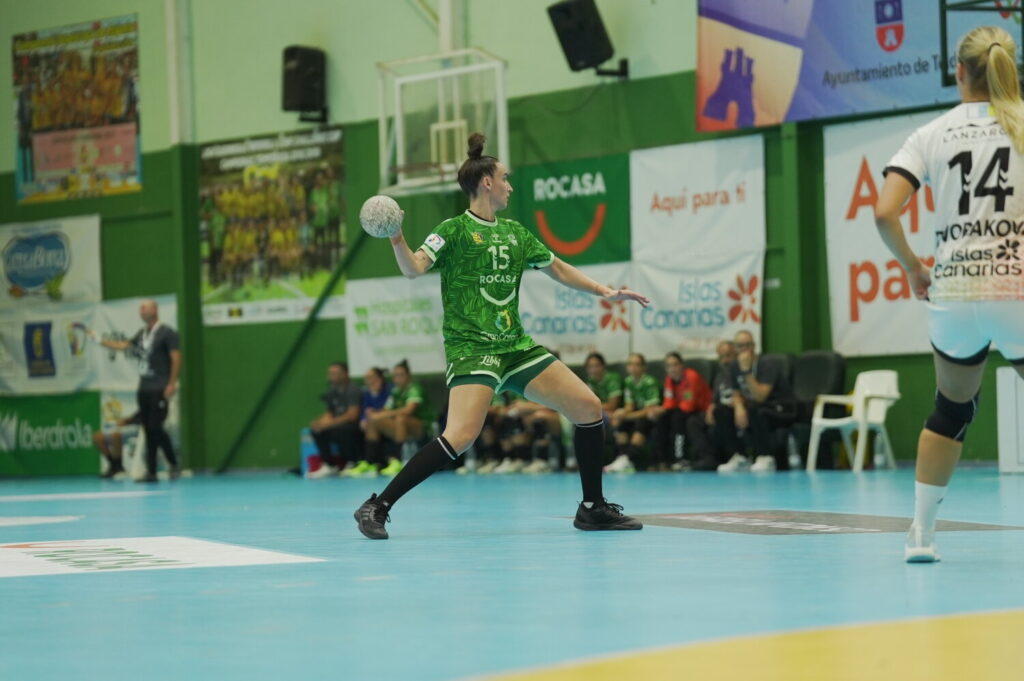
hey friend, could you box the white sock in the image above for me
[913,481,947,532]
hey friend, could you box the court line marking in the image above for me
[0,491,166,503]
[0,516,83,527]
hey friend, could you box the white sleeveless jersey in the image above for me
[886,101,1024,301]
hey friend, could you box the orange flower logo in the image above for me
[599,289,631,331]
[728,274,761,323]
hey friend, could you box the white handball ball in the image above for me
[359,195,402,238]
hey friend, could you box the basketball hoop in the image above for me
[377,47,508,197]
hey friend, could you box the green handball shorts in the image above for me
[446,345,557,395]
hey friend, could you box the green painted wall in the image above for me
[189,0,697,143]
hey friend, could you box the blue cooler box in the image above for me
[300,428,322,477]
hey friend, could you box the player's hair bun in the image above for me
[467,133,486,160]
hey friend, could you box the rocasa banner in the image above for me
[0,391,100,475]
[344,274,445,375]
[517,154,630,265]
[0,215,101,307]
[631,252,764,360]
[824,112,937,356]
[697,0,1019,131]
[518,262,632,365]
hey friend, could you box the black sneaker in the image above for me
[169,466,181,480]
[100,463,123,479]
[354,493,390,540]
[574,500,643,531]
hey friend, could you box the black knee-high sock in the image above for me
[574,420,605,503]
[378,436,457,507]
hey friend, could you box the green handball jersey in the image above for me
[624,374,660,409]
[587,372,623,403]
[419,211,554,362]
[384,382,435,423]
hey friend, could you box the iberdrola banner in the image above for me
[515,154,630,266]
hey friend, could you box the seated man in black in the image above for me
[308,361,363,477]
[716,330,795,473]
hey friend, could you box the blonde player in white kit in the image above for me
[875,26,1024,563]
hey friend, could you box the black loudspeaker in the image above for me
[282,46,326,116]
[547,0,614,71]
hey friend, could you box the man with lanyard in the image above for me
[93,299,181,482]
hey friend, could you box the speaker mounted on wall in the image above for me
[282,45,328,123]
[547,0,628,78]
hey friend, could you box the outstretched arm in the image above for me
[875,173,930,300]
[541,257,650,307]
[86,328,131,351]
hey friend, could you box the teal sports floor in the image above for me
[1,469,1023,681]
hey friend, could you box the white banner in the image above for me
[0,303,96,394]
[202,295,345,326]
[518,263,633,365]
[344,275,445,375]
[632,252,764,359]
[0,294,176,395]
[630,136,766,264]
[92,295,178,391]
[0,215,101,308]
[824,112,937,356]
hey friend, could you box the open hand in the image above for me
[603,286,650,308]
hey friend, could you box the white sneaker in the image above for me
[717,453,750,472]
[307,463,339,479]
[522,459,552,474]
[905,524,940,563]
[494,457,525,474]
[604,454,635,473]
[750,455,777,472]
[476,460,500,475]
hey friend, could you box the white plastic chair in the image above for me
[806,370,901,472]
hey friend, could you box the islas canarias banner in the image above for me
[697,0,1022,131]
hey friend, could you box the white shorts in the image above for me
[928,300,1024,364]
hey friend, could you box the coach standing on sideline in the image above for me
[91,299,181,482]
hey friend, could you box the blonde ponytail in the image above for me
[958,26,1024,154]
[986,44,1024,154]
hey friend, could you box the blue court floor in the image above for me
[1,468,1023,681]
